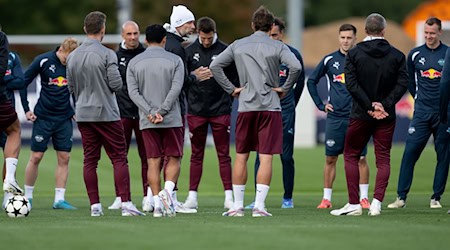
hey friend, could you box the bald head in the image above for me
[121,21,140,49]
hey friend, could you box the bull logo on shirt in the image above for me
[49,76,68,87]
[5,69,11,76]
[420,68,441,79]
[279,69,287,77]
[332,73,345,84]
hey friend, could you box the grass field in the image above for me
[0,144,449,250]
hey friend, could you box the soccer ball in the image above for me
[4,195,30,218]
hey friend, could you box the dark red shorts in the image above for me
[235,111,282,154]
[142,127,184,158]
[0,101,18,133]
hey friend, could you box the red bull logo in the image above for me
[420,68,441,79]
[5,69,11,76]
[333,73,345,84]
[49,76,68,87]
[279,69,287,77]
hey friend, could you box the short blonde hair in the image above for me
[60,37,79,53]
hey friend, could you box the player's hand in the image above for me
[193,67,212,82]
[232,87,243,97]
[26,111,37,122]
[153,113,164,124]
[324,104,334,113]
[72,115,76,121]
[272,87,286,98]
[368,102,389,119]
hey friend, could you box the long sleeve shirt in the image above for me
[210,31,301,112]
[407,42,448,114]
[21,49,74,121]
[307,50,351,119]
[127,46,184,129]
[66,38,122,122]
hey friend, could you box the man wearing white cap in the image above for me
[163,5,207,213]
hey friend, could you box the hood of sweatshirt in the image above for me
[357,39,391,58]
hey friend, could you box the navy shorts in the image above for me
[325,118,367,157]
[31,118,73,152]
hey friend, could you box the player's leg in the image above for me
[252,111,282,217]
[280,109,295,208]
[24,118,52,206]
[77,122,102,205]
[389,113,430,208]
[369,119,395,216]
[223,113,256,216]
[133,119,150,209]
[52,119,76,209]
[331,119,371,216]
[430,115,450,207]
[184,114,208,208]
[108,118,133,209]
[2,103,23,195]
[142,128,163,216]
[318,118,342,208]
[210,114,233,209]
[102,121,143,216]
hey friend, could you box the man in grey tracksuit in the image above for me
[66,11,144,217]
[127,24,184,217]
[210,6,301,217]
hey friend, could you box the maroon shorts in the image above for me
[0,101,18,133]
[142,127,184,158]
[235,111,282,154]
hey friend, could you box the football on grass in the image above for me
[4,195,30,218]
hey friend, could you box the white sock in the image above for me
[188,191,198,201]
[24,185,34,200]
[55,188,66,203]
[153,195,161,209]
[164,181,175,194]
[225,190,233,201]
[5,158,18,182]
[359,184,369,200]
[232,184,246,209]
[122,201,133,208]
[146,187,154,205]
[323,188,332,201]
[254,184,270,210]
[147,187,153,197]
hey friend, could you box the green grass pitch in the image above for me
[0,144,449,250]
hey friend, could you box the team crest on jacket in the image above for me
[326,139,335,147]
[49,76,68,87]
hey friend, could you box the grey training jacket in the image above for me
[210,31,301,112]
[127,46,184,129]
[67,38,122,122]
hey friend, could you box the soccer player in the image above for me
[66,11,144,217]
[0,41,24,208]
[307,24,371,209]
[20,37,78,210]
[210,6,301,217]
[246,17,305,209]
[439,44,450,215]
[181,16,238,211]
[330,13,408,216]
[108,21,150,212]
[0,29,24,198]
[127,24,184,217]
[387,17,450,209]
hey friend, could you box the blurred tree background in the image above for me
[0,0,424,44]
